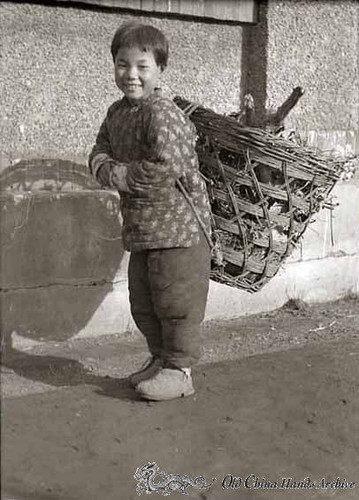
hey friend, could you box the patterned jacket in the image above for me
[89,93,211,252]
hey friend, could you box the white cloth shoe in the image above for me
[135,367,194,401]
[128,356,162,387]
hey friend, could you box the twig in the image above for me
[309,320,337,332]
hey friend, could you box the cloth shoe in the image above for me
[135,367,194,401]
[128,356,162,387]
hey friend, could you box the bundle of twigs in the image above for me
[174,96,345,292]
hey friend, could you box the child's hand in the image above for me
[111,164,130,192]
[95,161,130,192]
[96,163,112,186]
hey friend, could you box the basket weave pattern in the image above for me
[174,97,344,292]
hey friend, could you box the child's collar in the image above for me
[124,88,163,109]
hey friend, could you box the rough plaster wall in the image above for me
[0,2,243,162]
[265,0,359,132]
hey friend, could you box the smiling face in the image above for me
[114,46,162,104]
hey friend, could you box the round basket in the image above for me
[174,96,345,292]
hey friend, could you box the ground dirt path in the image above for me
[2,296,359,500]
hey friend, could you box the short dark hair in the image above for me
[111,23,169,70]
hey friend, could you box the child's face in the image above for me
[114,46,162,103]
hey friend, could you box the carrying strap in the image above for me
[176,179,224,266]
[175,179,213,249]
[176,100,224,265]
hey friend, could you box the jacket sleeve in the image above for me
[89,116,112,177]
[88,104,130,192]
[126,99,194,194]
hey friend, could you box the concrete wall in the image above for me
[1,0,358,344]
[0,1,243,163]
[242,0,359,132]
[2,168,358,345]
[265,0,359,132]
[3,0,357,163]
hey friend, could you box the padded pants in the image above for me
[128,233,210,368]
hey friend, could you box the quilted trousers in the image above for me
[128,232,211,368]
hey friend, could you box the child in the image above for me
[89,22,212,401]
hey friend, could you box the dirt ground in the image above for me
[2,296,359,500]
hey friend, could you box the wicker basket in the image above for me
[174,96,345,293]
